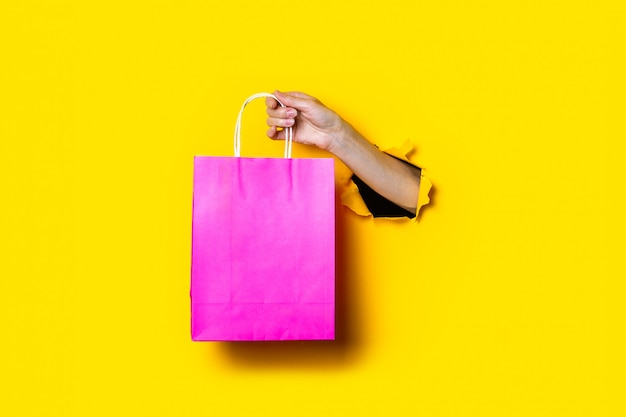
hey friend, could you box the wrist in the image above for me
[326,119,354,156]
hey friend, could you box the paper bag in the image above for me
[191,93,335,341]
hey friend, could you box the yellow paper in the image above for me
[340,140,433,221]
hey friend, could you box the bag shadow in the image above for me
[215,201,366,370]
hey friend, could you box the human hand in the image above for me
[267,90,422,213]
[265,91,346,152]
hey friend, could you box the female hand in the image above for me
[265,91,346,152]
[267,90,421,213]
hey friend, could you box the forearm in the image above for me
[328,122,421,213]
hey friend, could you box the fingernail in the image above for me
[286,109,297,117]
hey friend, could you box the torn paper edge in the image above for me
[340,139,432,222]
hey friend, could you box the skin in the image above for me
[266,91,421,214]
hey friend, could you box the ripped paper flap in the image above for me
[340,139,432,221]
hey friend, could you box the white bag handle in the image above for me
[234,93,294,158]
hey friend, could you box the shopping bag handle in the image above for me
[234,93,294,158]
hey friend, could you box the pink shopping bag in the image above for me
[191,93,335,341]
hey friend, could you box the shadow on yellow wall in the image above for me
[214,203,366,369]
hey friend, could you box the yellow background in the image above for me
[1,1,622,416]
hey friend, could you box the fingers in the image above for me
[265,90,318,142]
[266,102,297,130]
[265,95,279,110]
[267,115,295,129]
[266,126,287,141]
[266,104,297,118]
[265,91,310,109]
[274,90,316,110]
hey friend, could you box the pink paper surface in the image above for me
[191,157,335,341]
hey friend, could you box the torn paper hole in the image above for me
[340,139,432,222]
